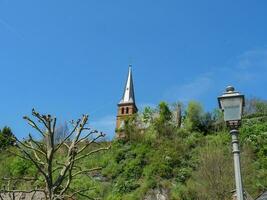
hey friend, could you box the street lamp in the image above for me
[218,86,245,200]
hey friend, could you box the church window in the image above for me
[121,107,125,114]
[126,107,129,114]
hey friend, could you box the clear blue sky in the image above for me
[0,0,267,139]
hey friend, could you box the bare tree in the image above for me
[7,109,110,200]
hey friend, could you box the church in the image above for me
[116,65,138,138]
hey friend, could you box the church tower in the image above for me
[116,65,138,137]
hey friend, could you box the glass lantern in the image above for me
[218,86,245,123]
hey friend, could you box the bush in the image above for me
[114,178,140,194]
[9,157,36,176]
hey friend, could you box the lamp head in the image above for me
[218,86,245,128]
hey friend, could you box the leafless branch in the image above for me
[75,146,110,162]
[54,119,80,152]
[6,149,31,162]
[2,177,37,182]
[77,129,97,143]
[72,167,102,177]
[28,134,46,153]
[23,116,45,138]
[5,109,109,200]
[77,133,106,155]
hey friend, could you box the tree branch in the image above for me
[54,119,81,152]
[77,133,105,155]
[17,144,48,179]
[77,130,97,143]
[2,177,37,182]
[23,116,46,138]
[72,167,102,178]
[5,109,109,200]
[75,146,110,162]
[31,109,50,131]
[15,139,45,165]
[28,134,46,154]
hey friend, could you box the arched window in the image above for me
[126,107,129,114]
[121,107,125,114]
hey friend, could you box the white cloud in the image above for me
[164,73,214,103]
[163,48,267,104]
[236,49,267,70]
[234,49,267,82]
[90,48,267,140]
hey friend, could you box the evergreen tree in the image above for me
[0,126,15,150]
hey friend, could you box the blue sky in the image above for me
[0,0,267,139]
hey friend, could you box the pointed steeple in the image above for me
[116,65,138,137]
[119,65,136,105]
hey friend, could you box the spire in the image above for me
[119,65,136,105]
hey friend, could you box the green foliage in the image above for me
[124,114,142,142]
[184,101,203,132]
[114,178,140,194]
[158,102,172,122]
[9,157,37,176]
[240,118,267,193]
[141,106,154,124]
[153,102,174,137]
[1,99,267,199]
[184,103,224,134]
[244,98,267,117]
[0,126,15,150]
[185,133,234,200]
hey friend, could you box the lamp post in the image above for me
[218,86,245,200]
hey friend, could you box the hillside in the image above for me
[0,100,267,200]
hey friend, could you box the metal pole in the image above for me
[230,129,244,200]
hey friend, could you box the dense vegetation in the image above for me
[0,98,267,199]
[0,127,15,150]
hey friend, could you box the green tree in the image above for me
[0,126,15,150]
[240,119,267,193]
[141,107,154,124]
[212,108,226,132]
[154,102,173,137]
[199,112,214,134]
[124,115,141,142]
[184,101,203,132]
[244,98,267,117]
[184,135,234,200]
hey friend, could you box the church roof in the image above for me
[119,65,136,105]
